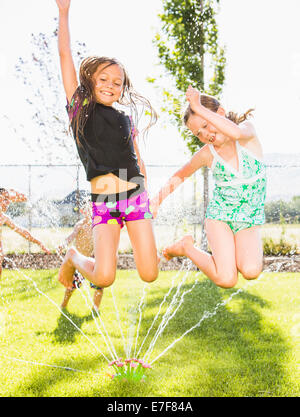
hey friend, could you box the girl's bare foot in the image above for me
[163,235,194,261]
[58,247,76,289]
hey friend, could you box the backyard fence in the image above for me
[1,161,300,253]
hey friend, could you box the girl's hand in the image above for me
[55,0,71,12]
[186,85,202,111]
[40,244,51,254]
[57,244,65,256]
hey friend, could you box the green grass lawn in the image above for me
[0,268,299,397]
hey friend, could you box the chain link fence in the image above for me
[1,162,300,253]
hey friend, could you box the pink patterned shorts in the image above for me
[92,189,153,229]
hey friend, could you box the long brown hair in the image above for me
[183,93,254,126]
[68,56,157,145]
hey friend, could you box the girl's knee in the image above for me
[215,271,238,288]
[93,254,118,288]
[94,270,116,288]
[240,264,262,280]
[139,266,159,283]
[66,246,80,263]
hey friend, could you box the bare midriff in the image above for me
[90,173,138,195]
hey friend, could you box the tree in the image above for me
[149,0,226,248]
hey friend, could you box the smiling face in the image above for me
[186,108,227,146]
[92,63,124,106]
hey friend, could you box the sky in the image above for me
[0,0,300,167]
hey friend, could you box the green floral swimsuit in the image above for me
[205,141,267,234]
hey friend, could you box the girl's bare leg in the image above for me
[60,288,74,308]
[93,288,104,311]
[126,219,159,283]
[58,224,121,289]
[163,219,238,288]
[235,225,263,279]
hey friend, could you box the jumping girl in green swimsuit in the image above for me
[151,86,266,289]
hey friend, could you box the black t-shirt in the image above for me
[66,98,144,183]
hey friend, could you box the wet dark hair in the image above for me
[0,188,8,195]
[183,93,254,126]
[68,56,158,145]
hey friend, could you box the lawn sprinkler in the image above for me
[107,358,152,382]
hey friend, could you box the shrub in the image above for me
[263,237,298,256]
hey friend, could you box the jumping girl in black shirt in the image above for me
[56,0,159,290]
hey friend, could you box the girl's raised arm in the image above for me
[56,0,78,103]
[8,189,27,203]
[186,86,256,142]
